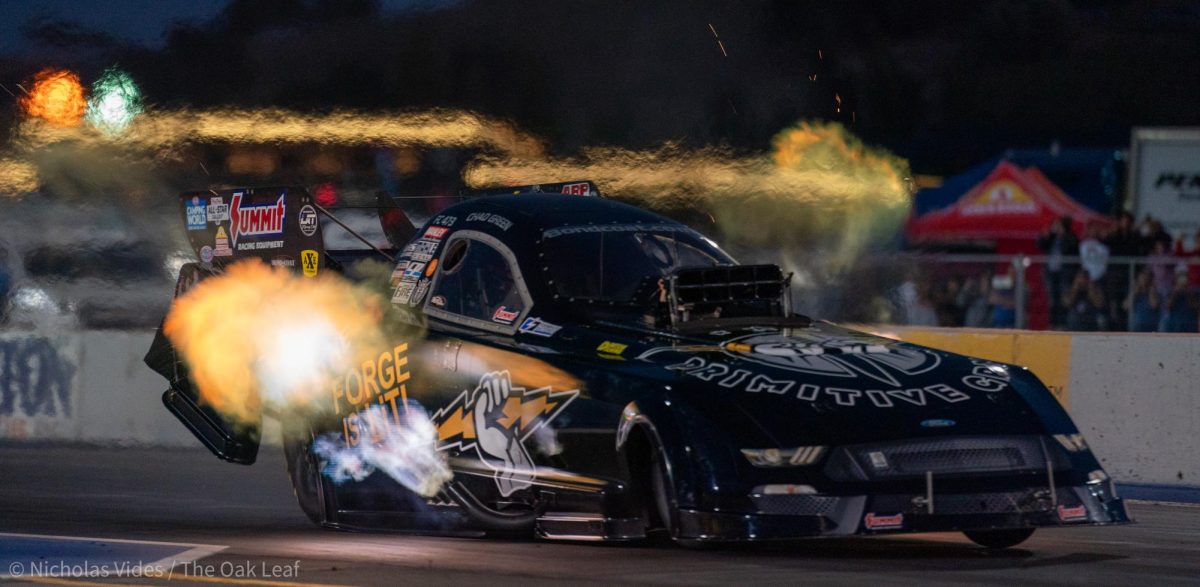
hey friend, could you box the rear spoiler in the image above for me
[180,186,328,275]
[180,187,416,274]
[461,180,600,198]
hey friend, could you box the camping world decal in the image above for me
[432,371,578,496]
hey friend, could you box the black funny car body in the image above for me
[146,183,1129,548]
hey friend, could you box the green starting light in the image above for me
[85,68,144,134]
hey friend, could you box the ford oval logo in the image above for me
[920,419,956,428]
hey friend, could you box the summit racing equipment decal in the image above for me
[721,333,941,387]
[230,192,286,248]
[433,371,579,496]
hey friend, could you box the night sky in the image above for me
[2,0,1199,173]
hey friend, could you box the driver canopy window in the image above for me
[430,238,525,323]
[543,230,730,303]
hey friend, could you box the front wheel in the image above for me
[963,528,1035,549]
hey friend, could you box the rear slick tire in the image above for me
[963,528,1035,549]
[284,433,325,527]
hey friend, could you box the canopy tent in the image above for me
[905,161,1114,330]
[906,161,1112,249]
[913,148,1120,216]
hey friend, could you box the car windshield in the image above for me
[542,226,734,304]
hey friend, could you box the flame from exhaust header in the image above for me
[163,260,393,424]
[464,120,911,264]
[13,107,544,157]
[0,159,38,194]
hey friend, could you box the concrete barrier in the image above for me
[885,326,1200,500]
[2,327,1197,500]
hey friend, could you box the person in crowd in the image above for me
[1064,271,1110,331]
[1161,268,1199,332]
[1106,211,1144,256]
[1078,223,1111,283]
[1105,211,1142,328]
[961,272,993,328]
[988,267,1017,328]
[1172,227,1200,289]
[1142,217,1175,253]
[1124,269,1161,332]
[1147,239,1176,298]
[935,274,966,327]
[897,271,938,326]
[1036,216,1078,327]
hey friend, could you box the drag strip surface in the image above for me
[2,444,1198,586]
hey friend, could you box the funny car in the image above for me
[146,183,1129,548]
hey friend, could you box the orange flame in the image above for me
[164,260,393,425]
[21,69,86,128]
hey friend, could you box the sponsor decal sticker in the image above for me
[271,255,295,268]
[332,343,411,446]
[425,258,438,277]
[519,317,562,337]
[431,214,457,226]
[543,223,696,239]
[560,182,591,195]
[430,295,447,308]
[492,306,519,325]
[864,512,904,530]
[1057,504,1088,521]
[300,249,319,277]
[431,371,579,496]
[410,239,440,258]
[230,192,286,247]
[236,239,284,251]
[424,226,449,239]
[465,212,514,231]
[403,262,425,280]
[597,341,628,355]
[186,196,207,230]
[920,419,956,428]
[721,333,941,387]
[298,204,319,237]
[206,196,229,222]
[389,261,409,287]
[199,245,214,264]
[392,280,416,304]
[644,331,971,409]
[410,278,430,306]
[213,226,233,256]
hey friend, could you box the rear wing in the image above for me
[180,187,417,274]
[181,186,327,275]
[461,180,600,198]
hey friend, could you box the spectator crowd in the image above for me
[897,213,1200,332]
